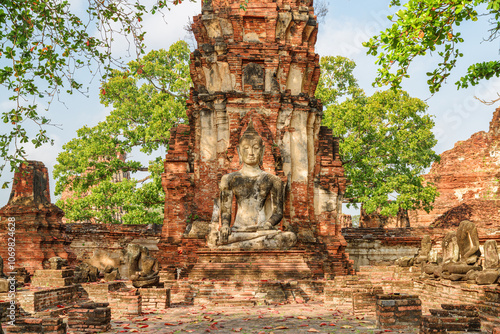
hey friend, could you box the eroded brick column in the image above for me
[0,161,75,273]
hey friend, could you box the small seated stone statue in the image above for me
[207,121,296,250]
[425,231,459,278]
[414,235,432,265]
[474,240,500,285]
[125,244,160,288]
[441,220,481,281]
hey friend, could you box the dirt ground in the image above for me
[107,302,420,334]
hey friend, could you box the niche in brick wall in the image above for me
[243,16,266,43]
[243,62,264,91]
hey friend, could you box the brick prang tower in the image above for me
[159,0,354,278]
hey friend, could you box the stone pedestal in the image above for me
[4,317,66,334]
[376,294,422,330]
[139,288,171,309]
[189,250,312,281]
[31,269,74,287]
[80,281,127,304]
[108,288,142,317]
[67,302,111,333]
[324,276,384,314]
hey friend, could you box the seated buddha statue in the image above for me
[207,121,297,250]
[441,220,482,280]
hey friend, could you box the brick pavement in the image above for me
[106,302,420,334]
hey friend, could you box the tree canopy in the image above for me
[364,0,500,94]
[53,41,191,224]
[317,56,440,216]
[0,0,191,188]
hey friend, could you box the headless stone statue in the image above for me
[125,244,160,288]
[426,231,459,278]
[475,240,500,285]
[484,240,500,269]
[441,220,481,280]
[414,235,432,265]
[207,121,297,250]
[442,231,460,265]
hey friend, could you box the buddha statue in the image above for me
[125,244,160,288]
[207,121,297,250]
[441,220,481,280]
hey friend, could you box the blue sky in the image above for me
[1,0,499,210]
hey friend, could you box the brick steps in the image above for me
[421,304,483,334]
[189,251,313,280]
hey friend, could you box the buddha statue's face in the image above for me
[238,137,263,166]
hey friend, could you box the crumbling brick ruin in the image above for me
[159,0,353,278]
[0,161,75,272]
[411,107,500,235]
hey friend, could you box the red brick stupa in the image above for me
[0,161,75,273]
[159,0,353,279]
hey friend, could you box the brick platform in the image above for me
[421,304,481,333]
[189,250,312,280]
[11,286,81,314]
[376,294,422,330]
[67,302,111,333]
[324,276,384,315]
[4,317,66,334]
[161,279,327,306]
[79,281,127,304]
[108,288,142,317]
[139,288,170,310]
[31,269,74,288]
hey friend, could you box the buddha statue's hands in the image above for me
[261,221,274,230]
[220,225,230,243]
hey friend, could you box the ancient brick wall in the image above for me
[14,285,81,314]
[66,222,161,270]
[342,228,421,270]
[160,0,352,277]
[411,107,500,235]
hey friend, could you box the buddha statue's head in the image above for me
[238,121,264,166]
